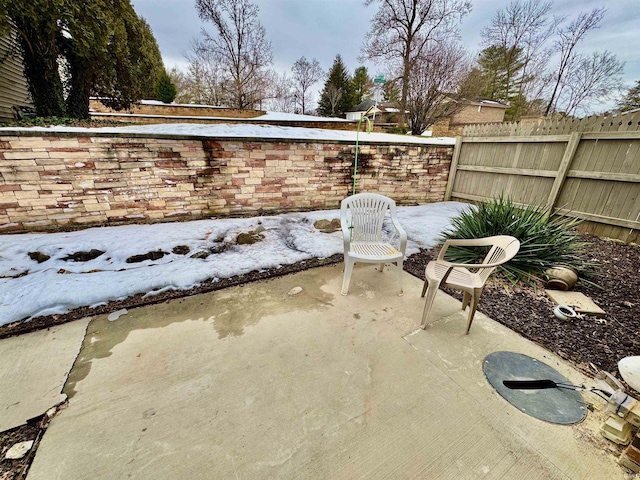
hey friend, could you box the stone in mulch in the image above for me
[545,290,606,316]
[5,440,34,460]
[0,407,59,480]
[63,249,105,262]
[126,250,167,263]
[190,251,210,259]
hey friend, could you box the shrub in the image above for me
[154,71,177,103]
[440,196,595,284]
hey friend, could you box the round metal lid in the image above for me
[483,351,587,425]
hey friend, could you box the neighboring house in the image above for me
[0,32,32,122]
[347,98,508,135]
[345,100,403,125]
[430,99,508,136]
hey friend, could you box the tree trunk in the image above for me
[64,48,92,119]
[16,19,65,117]
[66,72,92,119]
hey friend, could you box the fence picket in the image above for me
[452,112,640,241]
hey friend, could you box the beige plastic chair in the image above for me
[420,235,520,334]
[341,193,407,296]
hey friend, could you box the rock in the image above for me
[314,218,341,233]
[190,251,210,259]
[314,219,330,230]
[126,250,167,263]
[288,286,303,296]
[63,249,105,262]
[172,245,191,255]
[236,231,264,245]
[108,309,128,322]
[5,440,34,460]
[209,244,227,254]
[28,251,50,263]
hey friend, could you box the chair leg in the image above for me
[396,259,404,296]
[421,267,429,297]
[465,289,482,334]
[462,292,471,310]
[420,279,440,329]
[341,258,355,296]
[377,263,385,272]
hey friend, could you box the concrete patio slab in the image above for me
[406,304,621,479]
[0,318,89,432]
[27,265,623,479]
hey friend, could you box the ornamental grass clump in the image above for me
[440,196,595,284]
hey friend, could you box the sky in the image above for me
[131,0,640,111]
[0,200,467,326]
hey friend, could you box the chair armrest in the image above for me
[438,238,492,261]
[341,222,351,253]
[391,217,407,255]
[436,259,505,270]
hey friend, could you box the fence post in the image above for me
[444,136,463,201]
[546,131,582,210]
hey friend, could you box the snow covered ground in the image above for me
[0,123,456,145]
[0,202,469,326]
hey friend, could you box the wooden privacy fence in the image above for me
[445,112,640,243]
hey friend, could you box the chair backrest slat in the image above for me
[478,236,519,282]
[342,193,394,243]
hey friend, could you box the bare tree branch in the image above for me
[361,0,472,126]
[195,0,273,108]
[406,41,471,134]
[291,57,323,114]
[560,50,624,115]
[544,7,605,115]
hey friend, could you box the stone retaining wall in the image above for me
[0,132,453,233]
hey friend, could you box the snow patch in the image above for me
[0,202,469,326]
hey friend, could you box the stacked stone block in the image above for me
[0,133,453,233]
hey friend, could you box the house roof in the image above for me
[348,98,509,114]
[347,99,401,114]
[467,99,509,109]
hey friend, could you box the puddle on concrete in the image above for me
[64,267,337,399]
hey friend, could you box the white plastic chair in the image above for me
[420,235,520,334]
[340,193,407,296]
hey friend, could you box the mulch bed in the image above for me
[0,407,59,480]
[405,233,640,375]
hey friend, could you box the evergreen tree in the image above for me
[155,71,177,103]
[89,11,165,112]
[317,55,353,117]
[616,80,640,111]
[0,0,165,119]
[0,0,66,116]
[382,80,401,104]
[478,45,527,120]
[351,66,373,106]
